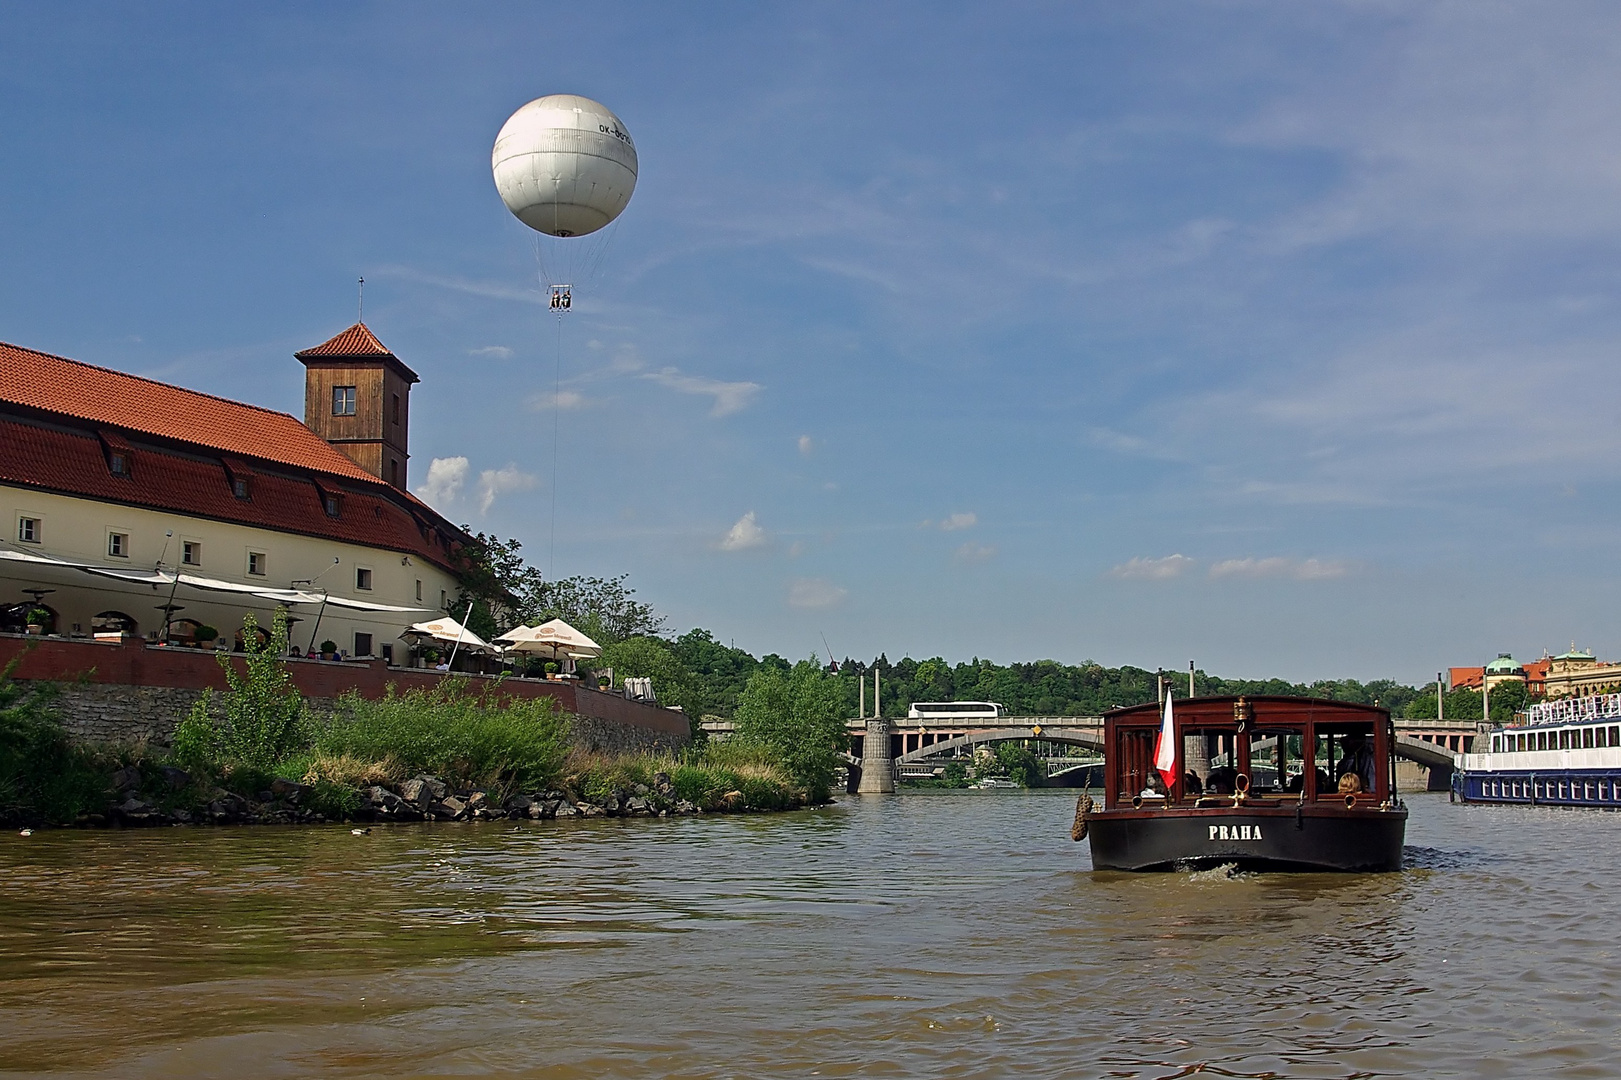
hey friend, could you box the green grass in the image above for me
[562,740,807,812]
[309,679,570,798]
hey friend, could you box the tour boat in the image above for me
[1457,691,1621,807]
[1074,695,1407,872]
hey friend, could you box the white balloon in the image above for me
[492,94,638,238]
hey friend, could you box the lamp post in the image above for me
[1436,671,1444,724]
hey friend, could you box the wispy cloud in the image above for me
[468,345,513,359]
[954,541,997,564]
[373,264,543,305]
[528,389,586,411]
[788,577,847,610]
[1208,557,1350,581]
[1109,555,1195,580]
[720,511,769,552]
[939,512,977,532]
[643,367,762,417]
[414,456,468,510]
[797,434,814,456]
[477,464,538,514]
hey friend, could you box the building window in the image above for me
[324,494,341,518]
[355,567,372,591]
[247,551,266,576]
[391,393,400,425]
[441,589,448,610]
[415,579,423,602]
[233,477,250,500]
[354,632,373,657]
[381,643,393,665]
[109,452,129,477]
[332,386,357,416]
[17,517,40,544]
[182,541,201,566]
[107,532,129,558]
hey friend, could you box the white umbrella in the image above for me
[494,618,601,659]
[402,616,491,652]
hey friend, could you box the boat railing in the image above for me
[1523,692,1621,728]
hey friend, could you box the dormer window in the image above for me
[109,452,129,477]
[233,478,250,500]
[332,386,357,416]
[324,494,342,518]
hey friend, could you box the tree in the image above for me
[732,657,847,802]
[527,574,666,643]
[599,636,698,720]
[995,741,1046,788]
[454,531,542,638]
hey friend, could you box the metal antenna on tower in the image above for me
[358,277,365,322]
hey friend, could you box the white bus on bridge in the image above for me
[908,701,1005,721]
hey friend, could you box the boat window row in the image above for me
[1115,720,1383,805]
[1492,725,1621,753]
[1481,777,1621,803]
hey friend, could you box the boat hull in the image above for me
[1085,805,1407,872]
[1459,769,1621,808]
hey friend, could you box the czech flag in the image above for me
[1153,692,1177,792]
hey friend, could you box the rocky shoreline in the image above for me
[83,767,780,828]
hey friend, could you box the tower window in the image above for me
[391,393,400,425]
[388,458,399,485]
[332,386,357,416]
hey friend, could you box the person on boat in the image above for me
[1183,771,1203,795]
[1205,765,1237,795]
[1337,731,1377,793]
[1139,773,1168,799]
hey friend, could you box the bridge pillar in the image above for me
[857,719,895,793]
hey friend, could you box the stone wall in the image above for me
[28,679,685,756]
[3,633,688,755]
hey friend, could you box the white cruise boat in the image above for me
[1458,691,1621,807]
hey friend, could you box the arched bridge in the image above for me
[820,715,1470,792]
[892,725,1103,764]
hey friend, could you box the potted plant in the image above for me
[193,624,218,648]
[544,661,560,680]
[320,639,338,661]
[25,607,50,635]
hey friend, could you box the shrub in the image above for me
[731,657,846,803]
[313,679,569,797]
[0,659,108,824]
[177,609,307,774]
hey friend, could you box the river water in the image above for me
[0,792,1616,1079]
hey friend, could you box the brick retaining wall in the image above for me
[0,633,688,754]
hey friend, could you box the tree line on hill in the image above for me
[455,533,1461,725]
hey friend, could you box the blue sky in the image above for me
[4,2,1621,682]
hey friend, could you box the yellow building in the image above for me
[1540,646,1621,700]
[0,324,467,661]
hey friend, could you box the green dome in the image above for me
[1485,654,1520,673]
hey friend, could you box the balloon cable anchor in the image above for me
[549,286,573,312]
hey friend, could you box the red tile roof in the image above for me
[0,416,462,572]
[0,339,379,484]
[295,322,418,382]
[295,322,394,358]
